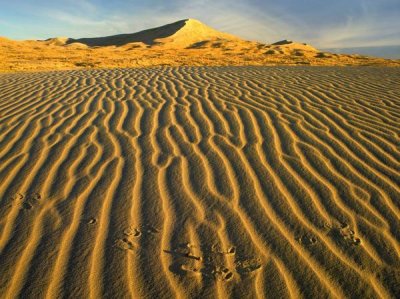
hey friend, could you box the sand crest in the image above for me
[0,66,399,298]
[1,19,399,72]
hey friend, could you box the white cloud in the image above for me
[312,12,400,47]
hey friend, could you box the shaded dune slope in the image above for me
[68,20,187,47]
[67,19,235,47]
[0,67,400,298]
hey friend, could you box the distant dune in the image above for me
[0,66,399,298]
[323,45,400,59]
[67,19,238,48]
[1,19,399,72]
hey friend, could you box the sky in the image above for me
[0,0,399,48]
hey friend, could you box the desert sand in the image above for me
[1,19,400,73]
[0,66,399,298]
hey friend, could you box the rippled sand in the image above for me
[0,67,399,298]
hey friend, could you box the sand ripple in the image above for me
[0,67,399,298]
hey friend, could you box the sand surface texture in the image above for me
[0,66,399,298]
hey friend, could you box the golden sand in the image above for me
[1,19,399,73]
[0,66,399,298]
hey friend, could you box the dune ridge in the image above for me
[67,19,237,48]
[1,19,400,72]
[0,66,400,298]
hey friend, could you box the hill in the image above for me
[67,19,238,48]
[1,19,399,72]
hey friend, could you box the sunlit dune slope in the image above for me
[1,19,399,72]
[0,66,399,298]
[67,19,238,48]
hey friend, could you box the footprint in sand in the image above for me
[22,202,33,210]
[226,246,236,256]
[14,193,24,200]
[206,266,233,281]
[164,243,202,261]
[211,244,236,256]
[211,266,234,281]
[329,223,362,246]
[114,238,135,251]
[166,242,261,281]
[87,218,97,224]
[179,264,202,277]
[114,226,143,251]
[235,258,262,274]
[123,227,141,237]
[143,224,160,235]
[297,234,318,246]
[16,193,42,210]
[180,263,234,281]
[31,193,41,200]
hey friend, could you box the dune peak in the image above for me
[157,18,237,48]
[60,18,237,48]
[1,18,398,69]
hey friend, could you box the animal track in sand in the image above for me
[165,242,261,281]
[123,227,141,237]
[114,226,144,251]
[178,263,235,281]
[113,224,160,252]
[164,243,202,261]
[121,223,161,238]
[114,238,135,251]
[211,243,236,256]
[297,234,318,246]
[179,264,202,276]
[329,223,362,246]
[209,266,234,281]
[87,218,97,224]
[235,258,263,275]
[22,202,33,210]
[13,193,42,210]
[1,68,399,298]
[142,224,161,235]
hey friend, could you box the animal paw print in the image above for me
[211,266,234,281]
[87,218,97,224]
[235,258,262,274]
[211,244,236,256]
[329,223,362,246]
[114,226,142,251]
[14,193,42,210]
[114,238,135,251]
[165,242,261,282]
[338,223,361,245]
[179,264,202,276]
[297,234,318,246]
[143,224,160,235]
[123,227,142,237]
[164,243,202,261]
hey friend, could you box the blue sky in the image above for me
[0,0,399,47]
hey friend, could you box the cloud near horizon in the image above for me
[0,0,399,48]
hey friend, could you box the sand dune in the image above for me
[1,19,400,72]
[0,66,400,298]
[67,19,237,48]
